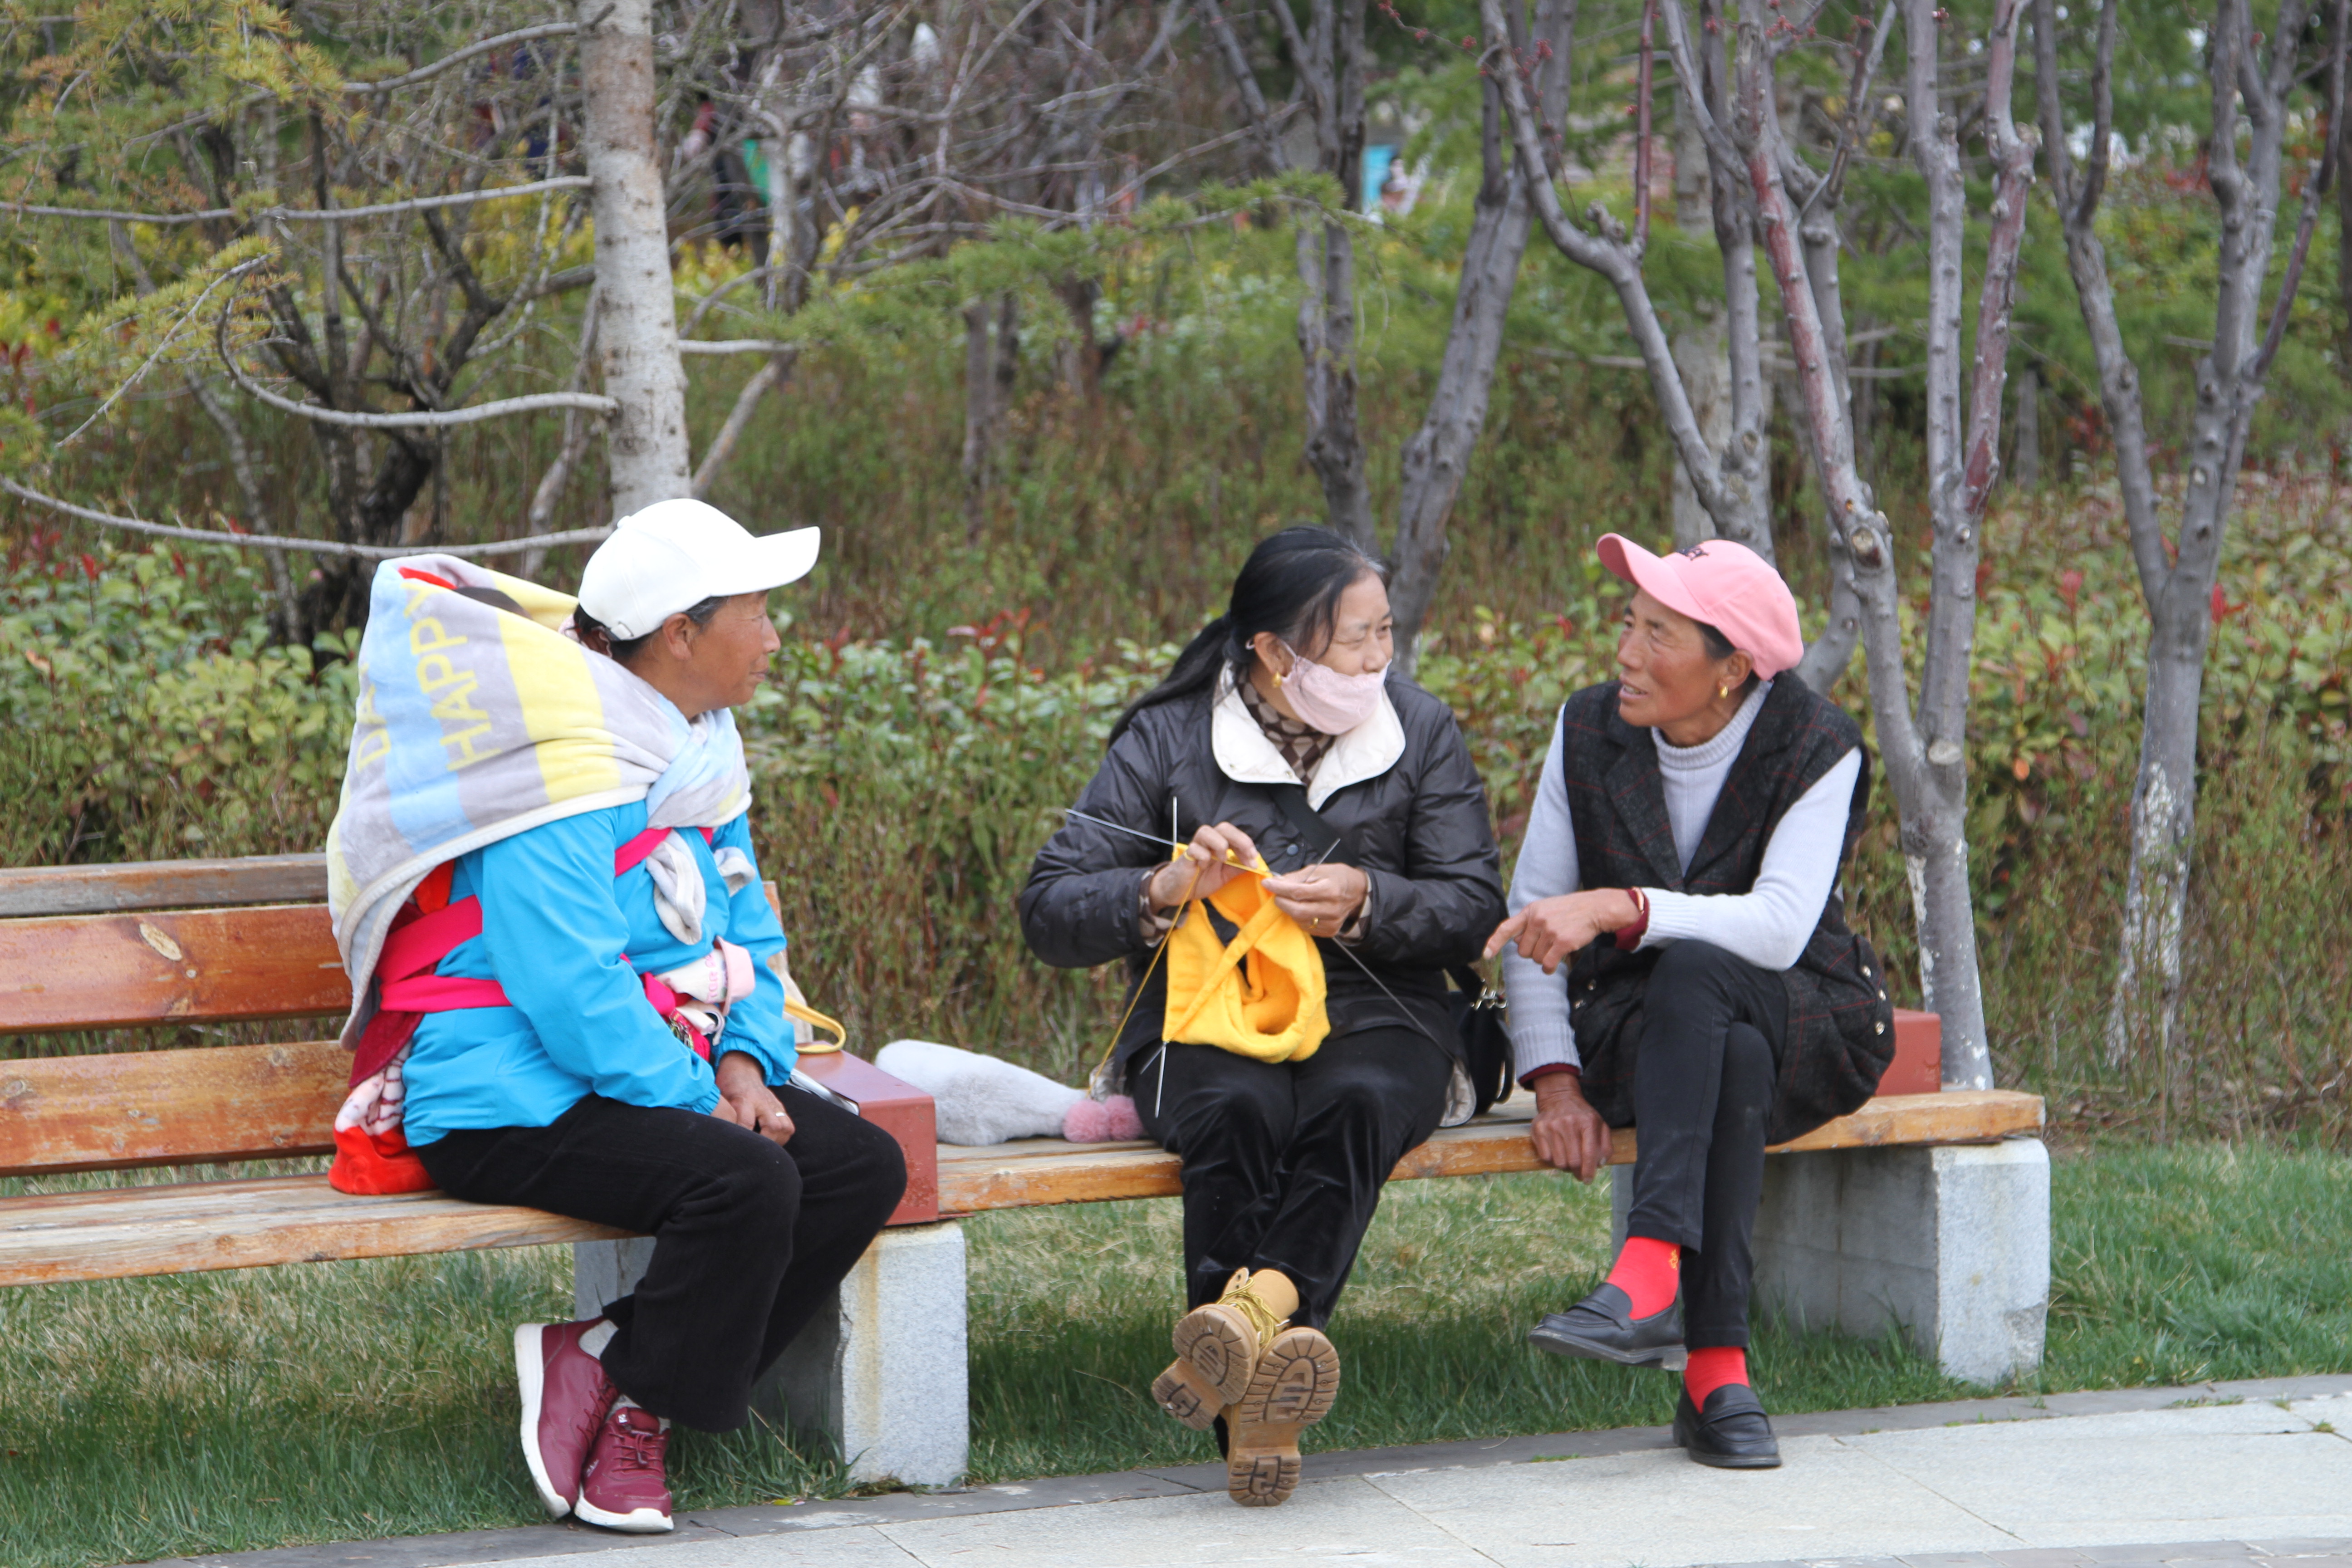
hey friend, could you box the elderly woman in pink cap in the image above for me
[1485,535,1894,1470]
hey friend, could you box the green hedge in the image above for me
[9,494,2352,1136]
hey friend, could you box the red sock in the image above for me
[1684,1346,1749,1406]
[1603,1236,1681,1318]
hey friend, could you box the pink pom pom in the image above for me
[1063,1095,1146,1143]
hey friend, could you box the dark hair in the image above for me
[1693,617,1764,695]
[1109,526,1387,746]
[573,595,725,668]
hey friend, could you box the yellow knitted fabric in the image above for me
[1161,854,1330,1063]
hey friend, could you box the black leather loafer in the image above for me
[1673,1383,1782,1468]
[1525,1284,1686,1370]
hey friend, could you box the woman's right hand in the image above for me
[1146,822,1260,911]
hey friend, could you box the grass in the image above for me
[5,1141,2352,1568]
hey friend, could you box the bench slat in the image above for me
[0,1041,346,1176]
[0,1090,2043,1287]
[934,1090,2044,1214]
[0,906,349,1034]
[0,1175,623,1286]
[0,856,330,918]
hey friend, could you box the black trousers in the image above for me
[416,1083,906,1432]
[1622,941,1788,1351]
[1136,1027,1453,1328]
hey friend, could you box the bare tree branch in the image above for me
[342,21,584,95]
[3,478,613,559]
[0,176,590,227]
[691,350,796,498]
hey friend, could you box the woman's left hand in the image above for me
[715,1050,795,1146]
[1263,862,1370,937]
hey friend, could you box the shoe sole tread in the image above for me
[1150,1361,1222,1431]
[1173,1304,1258,1406]
[1224,1327,1341,1508]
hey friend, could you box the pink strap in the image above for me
[381,973,512,1011]
[379,900,485,982]
[613,827,672,876]
[374,823,728,1044]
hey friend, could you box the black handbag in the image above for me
[1447,962,1515,1116]
[1264,784,1515,1116]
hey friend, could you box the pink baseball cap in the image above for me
[1596,534,1805,678]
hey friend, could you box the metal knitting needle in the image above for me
[1057,808,1272,877]
[1273,838,1446,1047]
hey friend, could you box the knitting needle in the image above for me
[1073,807,1443,1046]
[1276,833,1447,1047]
[1058,808,1273,877]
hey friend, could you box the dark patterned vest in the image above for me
[1558,675,1896,1143]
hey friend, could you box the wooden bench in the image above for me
[2,854,2049,1488]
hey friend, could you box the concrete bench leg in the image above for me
[573,1220,969,1487]
[1609,1137,2050,1385]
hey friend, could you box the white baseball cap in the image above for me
[576,498,820,639]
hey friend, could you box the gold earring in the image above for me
[1718,684,1730,699]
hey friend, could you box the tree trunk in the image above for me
[2012,366,2041,488]
[1705,118,1773,556]
[1669,83,1723,549]
[580,0,691,519]
[1670,307,1732,549]
[1389,3,1565,667]
[1296,0,1373,548]
[2061,0,2318,1072]
[963,295,999,540]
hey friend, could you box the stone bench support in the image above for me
[1610,1137,2051,1385]
[574,1219,969,1487]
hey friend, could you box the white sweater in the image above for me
[1501,681,1862,1077]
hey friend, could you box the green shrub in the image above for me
[9,485,2352,1140]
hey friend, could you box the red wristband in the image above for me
[1521,1062,1582,1088]
[1612,887,1650,951]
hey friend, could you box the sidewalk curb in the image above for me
[144,1372,2352,1568]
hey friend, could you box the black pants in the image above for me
[1136,1027,1453,1328]
[1622,941,1788,1351]
[417,1083,906,1431]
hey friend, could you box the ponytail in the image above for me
[1108,615,1237,747]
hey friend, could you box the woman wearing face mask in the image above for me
[1021,527,1507,1509]
[1485,534,1894,1471]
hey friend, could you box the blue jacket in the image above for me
[399,801,797,1147]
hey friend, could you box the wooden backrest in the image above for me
[0,855,347,1178]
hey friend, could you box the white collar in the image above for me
[1211,667,1406,809]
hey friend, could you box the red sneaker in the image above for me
[513,1320,617,1518]
[575,1406,675,1534]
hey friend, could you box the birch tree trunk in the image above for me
[1683,0,2029,1088]
[2097,0,2320,1073]
[580,0,691,518]
[1296,0,1373,548]
[1669,94,1727,550]
[1693,2,1773,561]
[1388,0,1569,666]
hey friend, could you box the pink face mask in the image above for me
[1279,643,1388,735]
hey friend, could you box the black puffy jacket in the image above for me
[1018,673,1508,1071]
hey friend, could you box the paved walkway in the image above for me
[160,1375,2352,1568]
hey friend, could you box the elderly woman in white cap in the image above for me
[388,501,904,1532]
[1485,534,1894,1470]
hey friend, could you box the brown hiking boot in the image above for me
[1225,1324,1341,1508]
[1150,1357,1223,1430]
[1172,1268,1289,1407]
